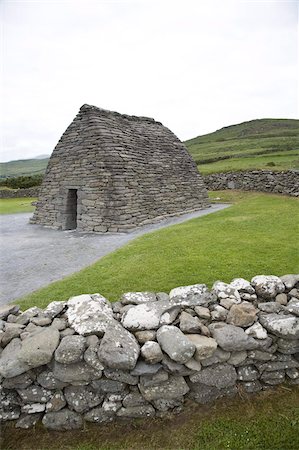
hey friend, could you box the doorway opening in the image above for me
[65,189,78,230]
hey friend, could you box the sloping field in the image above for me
[185,118,299,174]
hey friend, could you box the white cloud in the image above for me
[0,0,297,161]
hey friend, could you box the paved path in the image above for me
[0,204,230,305]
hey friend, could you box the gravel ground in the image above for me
[0,204,230,305]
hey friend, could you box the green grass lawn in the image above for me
[0,197,36,214]
[198,150,299,174]
[2,386,299,450]
[17,191,299,310]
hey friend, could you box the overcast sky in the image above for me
[0,0,298,162]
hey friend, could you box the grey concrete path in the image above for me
[0,204,230,305]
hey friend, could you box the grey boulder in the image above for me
[157,325,195,364]
[55,335,86,364]
[42,408,83,430]
[259,313,299,339]
[189,363,237,388]
[66,294,113,336]
[98,320,140,370]
[209,323,259,351]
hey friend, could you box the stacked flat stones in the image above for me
[0,274,298,431]
[31,104,209,232]
[204,170,299,197]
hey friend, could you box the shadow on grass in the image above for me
[1,386,299,450]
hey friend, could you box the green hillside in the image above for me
[0,157,49,178]
[185,118,299,174]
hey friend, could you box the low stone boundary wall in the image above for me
[0,187,39,199]
[203,170,299,196]
[0,274,298,430]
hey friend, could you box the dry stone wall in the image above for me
[0,274,298,431]
[0,188,39,199]
[203,170,299,197]
[31,105,209,232]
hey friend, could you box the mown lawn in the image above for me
[2,386,299,450]
[0,197,36,214]
[17,191,299,310]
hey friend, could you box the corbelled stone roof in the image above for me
[31,104,209,232]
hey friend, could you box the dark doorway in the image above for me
[65,189,78,230]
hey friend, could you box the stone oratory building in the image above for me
[31,105,209,232]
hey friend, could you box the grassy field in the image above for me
[2,386,299,449]
[0,157,49,178]
[17,191,299,310]
[185,118,299,174]
[0,197,36,214]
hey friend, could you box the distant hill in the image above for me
[1,119,298,178]
[0,157,49,178]
[185,118,299,174]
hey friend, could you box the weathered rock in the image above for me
[237,365,259,381]
[240,380,262,393]
[139,375,189,401]
[15,412,42,429]
[46,390,66,412]
[116,405,155,418]
[152,397,183,412]
[130,361,162,376]
[0,304,19,320]
[209,323,258,351]
[120,292,157,305]
[0,338,30,378]
[139,370,169,387]
[184,358,202,371]
[201,347,231,366]
[98,321,139,370]
[104,368,138,385]
[251,275,285,299]
[258,302,285,313]
[286,298,299,316]
[2,371,35,390]
[67,294,113,336]
[134,330,156,344]
[188,382,224,404]
[37,369,68,390]
[160,306,180,325]
[19,327,60,368]
[245,322,268,339]
[226,302,257,327]
[259,313,299,339]
[211,305,228,321]
[169,284,208,299]
[52,360,102,383]
[230,278,255,294]
[194,306,210,319]
[42,408,83,430]
[55,335,86,364]
[140,341,163,364]
[185,335,217,361]
[44,301,66,319]
[84,407,114,423]
[17,386,52,403]
[84,345,104,372]
[212,281,241,303]
[277,337,299,354]
[227,351,247,365]
[91,378,126,393]
[31,316,52,326]
[179,311,202,333]
[280,274,299,290]
[189,363,237,388]
[21,403,45,414]
[275,293,288,305]
[156,325,195,363]
[161,354,194,376]
[64,385,104,413]
[123,392,147,407]
[122,301,165,331]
